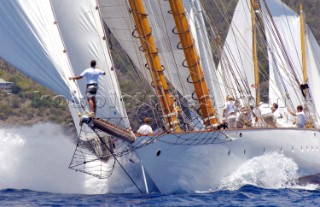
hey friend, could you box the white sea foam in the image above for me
[0,123,142,194]
[219,151,319,191]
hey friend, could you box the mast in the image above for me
[251,0,260,105]
[128,0,181,132]
[167,0,217,127]
[300,2,307,83]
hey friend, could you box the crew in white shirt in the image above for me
[288,105,306,128]
[69,60,105,114]
[271,103,283,119]
[137,117,153,135]
[223,95,237,128]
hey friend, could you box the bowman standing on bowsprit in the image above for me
[69,60,105,115]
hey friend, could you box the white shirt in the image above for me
[296,111,306,128]
[80,67,105,84]
[224,101,237,117]
[137,124,153,135]
[273,109,282,119]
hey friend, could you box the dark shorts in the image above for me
[86,83,98,97]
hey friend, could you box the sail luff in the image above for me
[127,0,181,132]
[167,0,217,127]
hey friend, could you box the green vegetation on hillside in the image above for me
[0,60,74,128]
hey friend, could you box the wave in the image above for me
[0,123,142,194]
[218,152,319,191]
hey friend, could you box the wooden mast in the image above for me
[128,0,180,132]
[167,0,217,127]
[300,2,307,83]
[251,0,260,106]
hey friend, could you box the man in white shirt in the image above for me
[137,117,153,135]
[288,105,306,128]
[223,95,237,128]
[69,60,105,114]
[271,103,283,119]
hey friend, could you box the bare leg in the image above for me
[92,96,96,113]
[87,97,95,113]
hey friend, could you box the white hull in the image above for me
[134,128,320,193]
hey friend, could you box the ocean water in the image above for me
[0,123,319,206]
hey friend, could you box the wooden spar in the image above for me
[92,117,136,143]
[128,0,181,132]
[300,2,307,83]
[251,0,260,106]
[167,0,217,127]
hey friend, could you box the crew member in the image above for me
[271,103,283,119]
[69,60,105,114]
[137,117,153,135]
[288,105,306,128]
[223,95,238,128]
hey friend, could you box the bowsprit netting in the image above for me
[68,126,117,179]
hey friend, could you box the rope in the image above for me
[91,127,143,193]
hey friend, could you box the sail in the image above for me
[261,0,303,110]
[0,0,130,129]
[305,25,320,120]
[50,0,130,128]
[0,0,77,100]
[216,0,254,104]
[99,0,199,98]
[189,0,225,114]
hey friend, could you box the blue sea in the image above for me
[1,124,320,206]
[0,186,319,206]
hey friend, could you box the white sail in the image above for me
[50,0,130,128]
[0,0,77,100]
[99,0,198,99]
[0,0,130,129]
[189,0,225,114]
[305,25,320,120]
[216,0,254,103]
[261,0,303,110]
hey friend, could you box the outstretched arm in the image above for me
[69,75,83,80]
[287,108,296,116]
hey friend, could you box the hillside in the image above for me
[1,0,319,129]
[0,60,74,129]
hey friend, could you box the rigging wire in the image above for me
[90,128,143,193]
